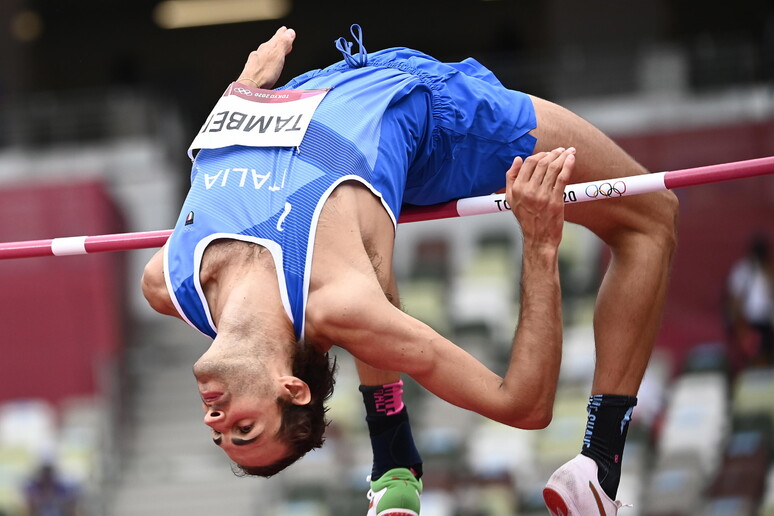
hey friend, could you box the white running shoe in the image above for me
[543,455,629,516]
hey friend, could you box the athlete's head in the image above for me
[194,330,337,477]
[234,346,336,476]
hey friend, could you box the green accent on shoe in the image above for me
[368,467,422,515]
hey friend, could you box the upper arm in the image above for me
[141,247,180,318]
[306,279,436,375]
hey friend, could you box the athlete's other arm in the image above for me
[141,246,180,318]
[315,148,573,429]
[236,26,296,89]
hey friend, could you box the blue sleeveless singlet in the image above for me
[164,26,537,340]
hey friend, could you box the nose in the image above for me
[204,409,226,429]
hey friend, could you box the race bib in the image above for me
[188,82,330,159]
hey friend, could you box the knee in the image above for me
[603,189,679,261]
[624,191,679,263]
[648,190,680,258]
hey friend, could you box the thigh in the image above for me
[529,95,675,241]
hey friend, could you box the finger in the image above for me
[505,156,523,186]
[505,156,523,204]
[517,152,545,183]
[554,152,575,190]
[277,26,296,44]
[272,27,295,52]
[541,147,574,190]
[263,27,294,47]
[532,147,565,186]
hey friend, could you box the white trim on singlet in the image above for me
[163,234,294,338]
[192,234,294,336]
[300,174,397,340]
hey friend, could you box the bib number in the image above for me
[188,83,330,159]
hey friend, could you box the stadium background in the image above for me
[1,1,773,514]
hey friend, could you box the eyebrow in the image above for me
[212,435,260,447]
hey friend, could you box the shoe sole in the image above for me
[543,487,571,516]
[376,512,418,516]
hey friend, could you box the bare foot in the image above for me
[236,26,296,89]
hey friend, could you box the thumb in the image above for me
[505,156,523,201]
[505,156,523,189]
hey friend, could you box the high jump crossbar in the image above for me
[1,155,773,260]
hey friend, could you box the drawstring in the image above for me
[335,24,368,68]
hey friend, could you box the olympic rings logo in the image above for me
[233,87,254,96]
[585,181,627,199]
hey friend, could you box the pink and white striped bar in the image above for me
[0,230,173,260]
[1,156,773,259]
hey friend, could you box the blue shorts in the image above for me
[282,46,537,208]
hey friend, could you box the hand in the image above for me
[236,26,296,89]
[505,147,575,250]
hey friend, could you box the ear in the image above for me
[278,376,311,405]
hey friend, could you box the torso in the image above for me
[198,181,396,347]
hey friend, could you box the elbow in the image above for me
[505,407,552,430]
[500,394,555,430]
[520,407,553,430]
[524,391,556,429]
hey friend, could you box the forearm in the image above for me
[500,242,563,427]
[490,147,573,426]
[411,244,562,428]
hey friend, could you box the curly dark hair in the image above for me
[234,344,337,477]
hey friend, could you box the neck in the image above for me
[198,241,297,374]
[194,282,297,384]
[202,241,287,327]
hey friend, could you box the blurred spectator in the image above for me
[725,234,774,368]
[24,462,79,516]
